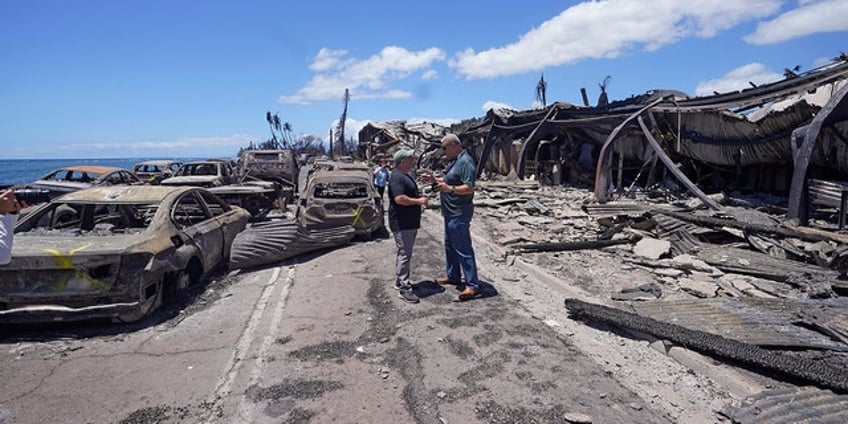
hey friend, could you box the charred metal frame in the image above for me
[787,83,848,225]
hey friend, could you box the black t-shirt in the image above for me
[387,170,422,232]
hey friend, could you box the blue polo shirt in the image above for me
[439,150,476,218]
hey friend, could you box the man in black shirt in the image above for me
[387,149,428,303]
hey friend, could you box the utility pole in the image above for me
[328,128,334,160]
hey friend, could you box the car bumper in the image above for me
[0,302,140,323]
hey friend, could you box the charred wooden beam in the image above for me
[654,209,843,244]
[564,298,848,393]
[509,235,639,253]
[787,83,848,225]
[474,121,498,179]
[594,96,667,203]
[516,106,559,179]
[638,116,722,210]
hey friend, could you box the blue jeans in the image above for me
[443,215,479,290]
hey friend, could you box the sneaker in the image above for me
[457,287,478,302]
[394,280,402,290]
[398,287,420,303]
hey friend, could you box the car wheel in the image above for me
[176,270,192,290]
[114,277,163,323]
[175,259,202,290]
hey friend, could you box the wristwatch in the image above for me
[450,185,456,194]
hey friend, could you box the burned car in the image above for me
[162,159,283,217]
[29,165,142,199]
[160,159,238,187]
[0,185,250,323]
[296,168,385,238]
[132,160,183,184]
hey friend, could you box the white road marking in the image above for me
[234,266,296,422]
[202,266,289,423]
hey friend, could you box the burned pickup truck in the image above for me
[237,149,298,205]
[0,185,250,323]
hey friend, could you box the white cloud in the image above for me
[452,0,782,79]
[308,48,354,72]
[37,135,255,158]
[694,63,782,96]
[421,69,437,80]
[481,100,516,113]
[329,117,368,141]
[744,0,848,45]
[281,46,446,104]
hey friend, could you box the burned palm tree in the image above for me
[265,111,278,147]
[536,73,547,108]
[336,88,350,156]
[283,121,293,148]
[272,113,283,148]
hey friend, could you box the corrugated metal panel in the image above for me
[725,387,848,424]
[229,219,355,269]
[568,298,848,393]
[582,202,647,218]
[652,213,702,236]
[666,229,702,255]
[629,297,848,351]
[697,246,838,282]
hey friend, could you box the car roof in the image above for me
[182,160,224,165]
[55,165,126,174]
[134,160,181,166]
[56,185,196,203]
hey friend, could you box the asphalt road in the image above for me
[0,210,680,424]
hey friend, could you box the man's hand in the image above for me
[418,173,435,184]
[0,189,23,214]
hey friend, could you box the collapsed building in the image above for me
[358,54,848,418]
[359,56,848,230]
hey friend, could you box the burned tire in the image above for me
[175,270,192,291]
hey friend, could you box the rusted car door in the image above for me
[171,191,224,270]
[197,190,243,259]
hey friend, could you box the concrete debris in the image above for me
[632,237,671,260]
[563,412,593,423]
[677,277,719,298]
[465,171,848,392]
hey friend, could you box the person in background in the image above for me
[388,149,428,304]
[0,189,25,265]
[422,134,481,301]
[373,158,390,198]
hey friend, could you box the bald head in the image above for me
[441,133,460,147]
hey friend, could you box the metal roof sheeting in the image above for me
[629,297,848,351]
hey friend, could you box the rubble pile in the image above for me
[471,180,848,399]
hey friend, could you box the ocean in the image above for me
[0,158,209,186]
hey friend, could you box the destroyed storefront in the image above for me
[459,56,848,230]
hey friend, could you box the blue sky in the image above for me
[2,0,846,159]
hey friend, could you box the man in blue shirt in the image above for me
[373,159,390,198]
[426,134,480,301]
